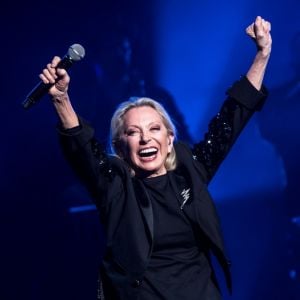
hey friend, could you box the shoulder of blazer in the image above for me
[174,141,209,184]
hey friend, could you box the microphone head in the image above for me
[68,44,85,61]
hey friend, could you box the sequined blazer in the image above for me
[59,76,267,300]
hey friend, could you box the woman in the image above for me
[40,16,271,299]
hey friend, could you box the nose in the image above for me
[140,132,151,144]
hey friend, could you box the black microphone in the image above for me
[22,43,85,109]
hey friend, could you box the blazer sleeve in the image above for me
[192,76,268,183]
[57,117,125,209]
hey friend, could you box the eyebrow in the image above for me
[126,121,162,129]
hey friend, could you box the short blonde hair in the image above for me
[110,97,177,171]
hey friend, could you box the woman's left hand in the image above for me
[246,16,272,58]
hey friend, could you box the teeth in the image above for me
[139,148,157,154]
[139,148,158,157]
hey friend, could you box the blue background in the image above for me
[1,0,300,299]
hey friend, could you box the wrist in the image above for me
[257,46,272,59]
[52,92,69,104]
[52,93,79,129]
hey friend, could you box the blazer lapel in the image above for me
[132,178,154,243]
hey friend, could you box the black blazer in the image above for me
[59,76,267,299]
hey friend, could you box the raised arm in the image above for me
[40,56,117,202]
[192,16,272,183]
[246,16,272,90]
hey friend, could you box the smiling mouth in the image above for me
[138,147,158,158]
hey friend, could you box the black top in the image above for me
[139,173,221,300]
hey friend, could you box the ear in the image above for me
[167,134,175,154]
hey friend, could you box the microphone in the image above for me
[22,43,85,109]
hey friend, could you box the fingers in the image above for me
[39,56,63,84]
[254,16,271,37]
[246,16,271,39]
[246,16,272,57]
[39,56,70,96]
[51,56,61,68]
[246,23,255,39]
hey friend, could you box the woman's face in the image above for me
[120,106,174,178]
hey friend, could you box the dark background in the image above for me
[1,0,300,299]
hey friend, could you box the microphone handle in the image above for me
[22,55,74,109]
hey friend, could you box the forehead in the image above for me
[123,106,163,126]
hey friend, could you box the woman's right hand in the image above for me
[39,56,70,98]
[40,56,79,128]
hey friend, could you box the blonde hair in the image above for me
[110,97,177,171]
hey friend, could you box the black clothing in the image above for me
[140,173,220,299]
[58,76,267,299]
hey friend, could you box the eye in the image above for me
[126,129,139,136]
[150,126,160,131]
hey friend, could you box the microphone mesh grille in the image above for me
[68,44,85,61]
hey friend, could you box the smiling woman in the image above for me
[39,16,272,300]
[110,98,176,178]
